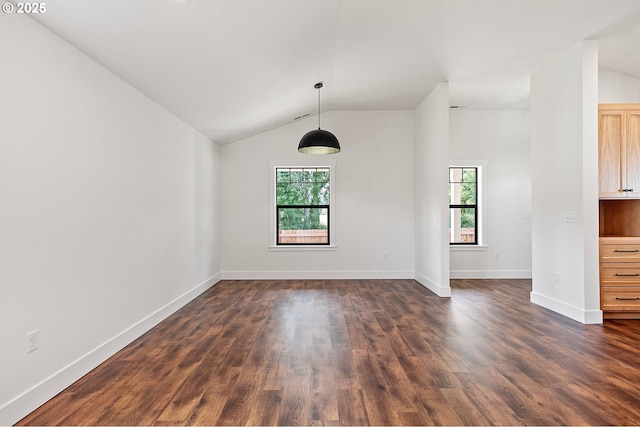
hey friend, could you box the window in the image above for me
[449,166,478,245]
[275,167,331,245]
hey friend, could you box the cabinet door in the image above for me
[626,110,640,198]
[599,110,624,198]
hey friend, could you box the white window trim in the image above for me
[449,160,487,249]
[269,159,337,251]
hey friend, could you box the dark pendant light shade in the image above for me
[298,82,341,155]
[298,129,340,155]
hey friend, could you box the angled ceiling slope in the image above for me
[29,0,640,144]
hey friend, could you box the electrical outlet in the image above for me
[553,272,560,284]
[27,329,39,353]
[494,251,500,259]
[383,251,389,260]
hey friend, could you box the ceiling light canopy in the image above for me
[298,82,340,155]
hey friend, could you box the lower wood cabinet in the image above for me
[600,236,640,319]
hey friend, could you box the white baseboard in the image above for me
[530,291,603,324]
[0,273,221,427]
[583,309,604,324]
[221,270,415,280]
[414,272,451,297]
[450,270,532,279]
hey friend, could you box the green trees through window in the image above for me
[276,167,330,245]
[449,167,478,244]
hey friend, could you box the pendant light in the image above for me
[298,82,341,155]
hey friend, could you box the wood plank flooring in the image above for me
[17,279,640,426]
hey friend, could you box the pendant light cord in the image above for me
[317,85,321,130]
[314,82,323,130]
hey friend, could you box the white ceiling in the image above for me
[30,0,640,144]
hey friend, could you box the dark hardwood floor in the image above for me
[17,279,640,426]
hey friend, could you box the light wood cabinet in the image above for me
[598,104,640,319]
[599,104,640,198]
[599,237,640,319]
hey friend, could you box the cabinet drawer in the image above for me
[601,287,640,311]
[600,245,640,261]
[600,263,640,285]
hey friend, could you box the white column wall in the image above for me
[530,41,601,324]
[414,83,451,296]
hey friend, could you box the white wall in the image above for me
[449,110,532,278]
[414,83,451,296]
[220,110,415,278]
[599,69,640,103]
[0,14,221,425]
[530,41,601,324]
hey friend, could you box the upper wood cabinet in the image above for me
[599,104,640,199]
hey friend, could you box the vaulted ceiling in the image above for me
[31,0,640,144]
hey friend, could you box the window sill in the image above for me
[449,245,488,251]
[269,245,337,252]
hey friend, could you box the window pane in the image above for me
[315,169,330,184]
[289,168,304,183]
[449,183,476,205]
[461,168,476,183]
[276,168,330,206]
[278,207,329,244]
[450,167,477,184]
[276,169,290,183]
[463,180,477,204]
[302,168,317,182]
[450,167,462,182]
[449,207,476,244]
[276,182,305,205]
